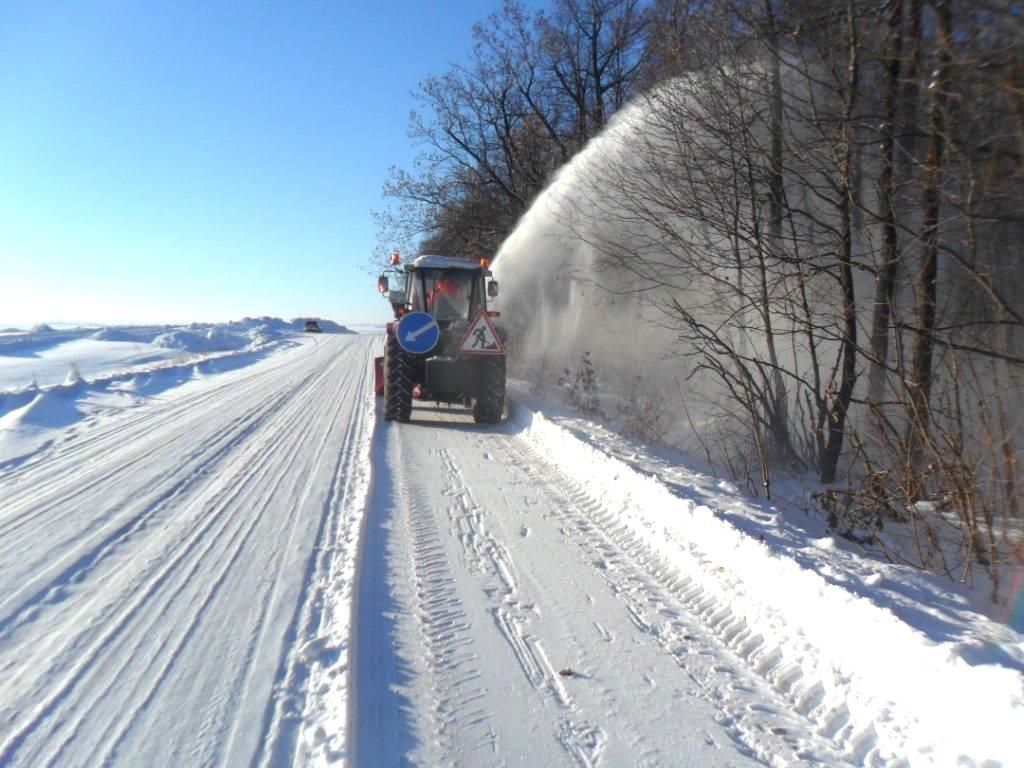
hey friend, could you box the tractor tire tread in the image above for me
[473,356,506,424]
[384,336,413,422]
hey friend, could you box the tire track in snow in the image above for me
[0,341,320,512]
[0,346,325,593]
[507,435,862,767]
[0,350,339,675]
[434,447,602,766]
[253,352,376,767]
[398,439,501,765]
[0,364,324,644]
[1,345,345,765]
[0,348,316,518]
[358,411,753,767]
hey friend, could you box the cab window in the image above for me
[410,269,481,320]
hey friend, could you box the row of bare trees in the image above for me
[376,0,651,260]
[380,0,1023,600]
[560,0,1023,598]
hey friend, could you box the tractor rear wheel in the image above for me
[384,336,413,422]
[472,356,506,424]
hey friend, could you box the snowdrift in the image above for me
[0,317,352,393]
[510,401,1024,767]
[0,319,320,466]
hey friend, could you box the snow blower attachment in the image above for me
[374,254,507,424]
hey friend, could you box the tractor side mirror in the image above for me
[487,281,499,298]
[377,274,389,295]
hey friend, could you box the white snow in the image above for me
[409,254,483,270]
[510,403,1024,766]
[0,334,377,766]
[0,321,312,467]
[0,338,190,391]
[0,318,353,393]
[0,332,1020,767]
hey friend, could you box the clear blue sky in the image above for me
[0,0,510,326]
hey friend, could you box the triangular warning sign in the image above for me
[458,312,504,355]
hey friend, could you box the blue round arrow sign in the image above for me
[396,311,440,354]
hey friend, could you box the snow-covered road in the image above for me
[349,409,861,767]
[0,335,376,767]
[0,335,1019,767]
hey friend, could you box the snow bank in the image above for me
[152,325,272,354]
[89,327,147,342]
[0,342,285,467]
[152,330,215,352]
[0,316,340,460]
[514,405,1024,767]
[0,317,342,394]
[247,323,282,347]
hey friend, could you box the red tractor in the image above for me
[374,253,506,424]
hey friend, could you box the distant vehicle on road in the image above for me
[303,320,322,333]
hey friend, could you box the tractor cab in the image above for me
[374,253,506,424]
[378,254,498,325]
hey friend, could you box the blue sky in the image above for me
[0,0,511,326]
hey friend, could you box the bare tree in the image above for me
[540,0,651,139]
[905,0,953,465]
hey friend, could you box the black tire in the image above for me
[384,336,413,422]
[473,356,506,424]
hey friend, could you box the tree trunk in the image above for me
[868,0,905,404]
[906,0,953,465]
[590,5,606,129]
[760,0,791,457]
[821,0,861,484]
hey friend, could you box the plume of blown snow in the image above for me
[494,69,853,451]
[493,86,713,441]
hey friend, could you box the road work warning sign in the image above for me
[458,312,504,355]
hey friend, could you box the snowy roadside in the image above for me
[0,316,359,467]
[506,391,1024,766]
[0,333,291,467]
[0,316,354,391]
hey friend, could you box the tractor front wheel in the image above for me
[472,356,506,424]
[384,336,413,422]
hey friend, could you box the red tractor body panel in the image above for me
[373,356,384,396]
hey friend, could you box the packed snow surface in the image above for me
[0,334,1020,767]
[0,335,375,767]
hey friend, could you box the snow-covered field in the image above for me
[0,319,353,465]
[0,332,1021,767]
[0,318,351,392]
[0,338,193,391]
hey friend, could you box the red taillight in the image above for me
[486,311,500,317]
[479,257,490,269]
